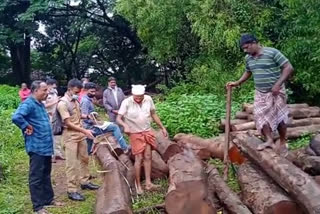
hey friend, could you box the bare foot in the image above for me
[136,186,144,195]
[145,183,160,191]
[257,139,274,151]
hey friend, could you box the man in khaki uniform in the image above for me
[57,79,99,201]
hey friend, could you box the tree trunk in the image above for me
[289,107,320,119]
[233,134,320,214]
[155,130,182,162]
[165,152,216,214]
[9,35,31,85]
[206,165,252,214]
[231,121,256,131]
[286,148,320,176]
[118,153,136,197]
[150,150,169,179]
[173,133,245,164]
[95,144,133,214]
[220,119,248,130]
[235,111,251,120]
[94,133,123,157]
[238,162,303,214]
[243,103,309,114]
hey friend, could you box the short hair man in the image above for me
[79,77,89,102]
[12,81,59,213]
[227,34,294,155]
[19,82,31,102]
[57,79,99,201]
[117,84,168,194]
[44,79,64,161]
[103,77,125,122]
[80,82,129,154]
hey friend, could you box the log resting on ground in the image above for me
[165,151,216,214]
[150,150,169,179]
[286,148,320,176]
[174,133,245,164]
[220,119,248,130]
[206,165,252,214]
[155,130,182,162]
[307,134,320,156]
[242,103,310,115]
[234,134,320,214]
[238,162,303,214]
[95,144,133,214]
[289,107,320,119]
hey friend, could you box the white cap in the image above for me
[131,84,146,95]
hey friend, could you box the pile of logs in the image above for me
[220,103,320,139]
[93,109,320,214]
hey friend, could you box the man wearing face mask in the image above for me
[81,82,129,154]
[57,79,99,202]
[117,84,168,195]
[226,34,294,156]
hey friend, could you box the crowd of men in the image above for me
[12,33,293,214]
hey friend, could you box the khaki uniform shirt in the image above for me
[118,95,155,133]
[57,92,85,141]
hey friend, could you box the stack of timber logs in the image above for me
[234,134,320,214]
[220,103,320,139]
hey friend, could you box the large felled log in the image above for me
[95,144,133,214]
[289,107,320,119]
[94,133,123,157]
[286,148,320,175]
[234,134,320,214]
[150,150,169,179]
[155,130,182,162]
[243,103,310,114]
[307,134,320,156]
[165,152,216,214]
[174,133,245,164]
[118,153,136,197]
[231,121,256,131]
[287,117,320,128]
[235,111,251,120]
[238,162,303,214]
[206,165,252,214]
[220,119,248,130]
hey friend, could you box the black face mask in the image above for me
[87,93,95,98]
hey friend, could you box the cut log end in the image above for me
[163,144,182,162]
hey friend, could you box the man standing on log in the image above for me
[227,34,294,155]
[57,79,99,201]
[117,84,168,194]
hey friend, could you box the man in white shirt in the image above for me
[117,84,168,195]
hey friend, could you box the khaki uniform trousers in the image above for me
[62,130,90,193]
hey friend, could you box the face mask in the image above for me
[87,93,95,98]
[71,94,79,101]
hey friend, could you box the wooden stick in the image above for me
[223,86,232,181]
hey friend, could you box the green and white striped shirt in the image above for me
[245,47,289,93]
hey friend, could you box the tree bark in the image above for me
[173,133,245,164]
[286,148,320,176]
[165,152,216,214]
[206,165,252,214]
[155,130,182,162]
[220,119,248,130]
[118,153,136,197]
[95,144,133,214]
[150,150,169,179]
[234,134,320,214]
[9,35,31,85]
[238,162,303,214]
[231,121,256,131]
[235,111,251,120]
[289,107,320,119]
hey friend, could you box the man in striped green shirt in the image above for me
[227,34,294,155]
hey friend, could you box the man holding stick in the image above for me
[227,34,294,155]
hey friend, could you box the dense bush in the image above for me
[156,91,254,137]
[0,85,20,112]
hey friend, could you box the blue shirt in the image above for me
[80,95,95,129]
[12,96,53,156]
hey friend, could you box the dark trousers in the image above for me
[29,152,54,211]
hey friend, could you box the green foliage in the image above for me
[0,85,20,112]
[156,93,254,137]
[288,134,312,151]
